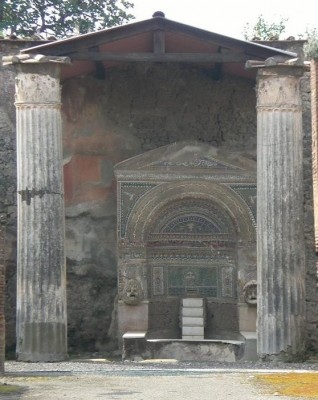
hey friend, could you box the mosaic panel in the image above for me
[119,182,157,238]
[167,266,218,297]
[244,265,257,282]
[162,214,221,234]
[148,247,235,262]
[221,267,234,298]
[154,198,236,235]
[152,266,164,296]
[226,184,256,226]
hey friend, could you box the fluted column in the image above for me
[15,60,68,361]
[256,65,306,361]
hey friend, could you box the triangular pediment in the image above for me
[21,14,296,80]
[115,141,256,183]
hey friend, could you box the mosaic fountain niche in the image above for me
[114,142,257,361]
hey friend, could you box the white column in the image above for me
[15,61,67,361]
[256,65,306,361]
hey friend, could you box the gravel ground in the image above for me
[5,358,318,374]
[0,358,316,399]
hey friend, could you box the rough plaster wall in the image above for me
[100,63,257,153]
[61,63,257,352]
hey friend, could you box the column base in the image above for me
[259,348,307,363]
[17,322,67,362]
[17,352,68,362]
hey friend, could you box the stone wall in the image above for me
[1,39,318,355]
[0,215,6,372]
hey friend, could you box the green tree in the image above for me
[243,14,288,41]
[0,0,134,38]
[304,29,318,59]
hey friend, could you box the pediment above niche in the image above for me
[115,141,256,183]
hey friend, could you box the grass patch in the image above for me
[0,383,23,394]
[255,373,318,398]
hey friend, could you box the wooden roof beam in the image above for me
[69,52,251,63]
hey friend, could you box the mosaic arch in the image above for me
[126,181,255,244]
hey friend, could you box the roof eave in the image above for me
[20,16,297,59]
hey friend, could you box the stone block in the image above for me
[182,326,204,336]
[238,304,256,332]
[182,307,204,317]
[182,317,204,326]
[122,331,147,339]
[240,331,258,361]
[182,298,203,307]
[122,331,147,361]
[146,339,241,362]
[182,336,204,341]
[118,302,149,336]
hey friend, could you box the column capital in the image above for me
[254,60,305,112]
[13,56,69,107]
[246,56,307,72]
[256,64,304,79]
[2,53,70,66]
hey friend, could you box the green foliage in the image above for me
[243,14,288,41]
[304,29,318,60]
[0,0,134,38]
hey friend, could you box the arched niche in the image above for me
[114,142,257,339]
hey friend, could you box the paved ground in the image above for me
[0,359,312,399]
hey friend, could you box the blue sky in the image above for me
[132,0,317,39]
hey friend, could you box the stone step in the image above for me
[182,298,203,307]
[182,317,204,326]
[182,335,204,341]
[182,326,204,336]
[182,307,204,317]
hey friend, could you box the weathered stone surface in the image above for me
[124,339,245,362]
[15,63,67,361]
[256,65,306,361]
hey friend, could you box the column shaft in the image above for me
[257,66,306,361]
[16,63,67,361]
